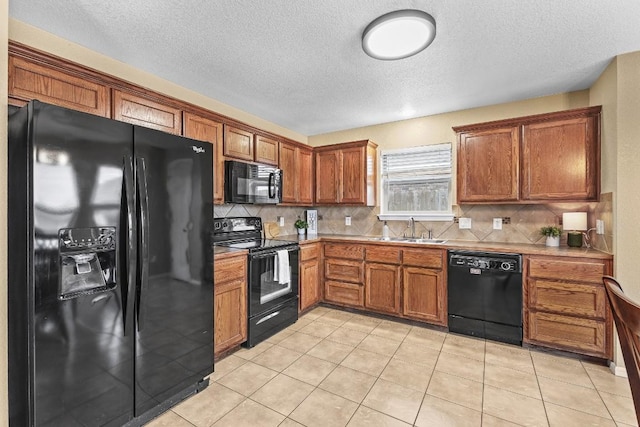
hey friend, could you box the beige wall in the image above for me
[8,19,308,145]
[614,51,640,299]
[1,0,9,425]
[308,91,590,148]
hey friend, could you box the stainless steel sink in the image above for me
[369,237,447,244]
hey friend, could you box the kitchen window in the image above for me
[378,143,454,221]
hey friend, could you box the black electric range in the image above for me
[213,217,299,347]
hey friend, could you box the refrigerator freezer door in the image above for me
[132,126,214,416]
[9,101,136,426]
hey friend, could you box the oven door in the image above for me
[248,246,299,316]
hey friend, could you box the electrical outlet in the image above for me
[278,216,284,227]
[493,218,503,230]
[459,217,472,229]
[345,216,351,226]
[596,219,605,235]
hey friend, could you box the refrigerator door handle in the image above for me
[121,156,137,336]
[135,157,150,331]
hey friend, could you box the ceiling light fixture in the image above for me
[362,9,436,60]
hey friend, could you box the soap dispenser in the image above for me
[382,221,390,240]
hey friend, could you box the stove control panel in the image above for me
[213,217,262,233]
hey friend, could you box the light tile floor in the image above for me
[146,306,637,427]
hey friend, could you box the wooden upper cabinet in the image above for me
[521,113,599,201]
[9,55,109,117]
[279,142,298,204]
[315,150,340,204]
[298,147,314,204]
[279,141,314,206]
[255,135,279,166]
[453,106,601,204]
[314,140,377,206]
[112,89,182,134]
[457,126,520,203]
[223,125,254,161]
[183,112,224,204]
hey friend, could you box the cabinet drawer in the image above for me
[325,259,363,283]
[300,243,320,262]
[365,246,401,264]
[325,280,364,308]
[528,279,606,319]
[324,243,364,260]
[403,248,443,269]
[527,311,607,358]
[527,258,606,284]
[214,255,247,284]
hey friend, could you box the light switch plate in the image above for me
[345,216,351,226]
[493,218,503,230]
[278,216,285,227]
[596,219,605,234]
[459,217,472,229]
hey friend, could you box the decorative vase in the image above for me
[297,228,305,236]
[545,236,560,247]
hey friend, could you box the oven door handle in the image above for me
[251,247,298,259]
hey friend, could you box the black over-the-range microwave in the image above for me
[224,160,283,204]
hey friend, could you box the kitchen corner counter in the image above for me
[274,233,612,260]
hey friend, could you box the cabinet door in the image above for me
[214,278,247,356]
[279,142,297,203]
[457,127,519,202]
[365,263,401,314]
[112,89,182,134]
[521,115,599,201]
[298,148,314,205]
[255,135,279,166]
[340,146,365,204]
[402,266,446,325]
[300,259,320,312]
[315,150,340,204]
[183,112,224,204]
[224,125,254,161]
[9,56,109,117]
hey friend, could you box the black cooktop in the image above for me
[213,217,298,252]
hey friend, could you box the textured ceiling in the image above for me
[9,1,640,136]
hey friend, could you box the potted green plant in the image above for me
[294,217,308,236]
[540,225,562,247]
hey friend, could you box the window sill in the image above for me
[377,213,454,222]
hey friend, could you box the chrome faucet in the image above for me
[409,217,415,238]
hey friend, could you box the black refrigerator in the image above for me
[8,101,214,426]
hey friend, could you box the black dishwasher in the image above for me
[447,250,523,345]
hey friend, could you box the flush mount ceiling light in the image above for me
[362,9,436,60]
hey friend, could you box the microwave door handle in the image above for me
[268,172,275,199]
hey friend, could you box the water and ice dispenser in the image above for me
[58,227,116,299]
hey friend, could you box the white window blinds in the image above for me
[380,143,452,216]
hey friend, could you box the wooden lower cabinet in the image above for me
[402,266,446,325]
[324,243,364,308]
[325,280,364,308]
[214,254,247,357]
[524,255,612,359]
[299,243,321,312]
[365,263,401,314]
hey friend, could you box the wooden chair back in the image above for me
[603,275,640,424]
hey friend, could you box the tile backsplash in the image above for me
[213,192,613,253]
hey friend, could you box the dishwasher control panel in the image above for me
[449,251,521,273]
